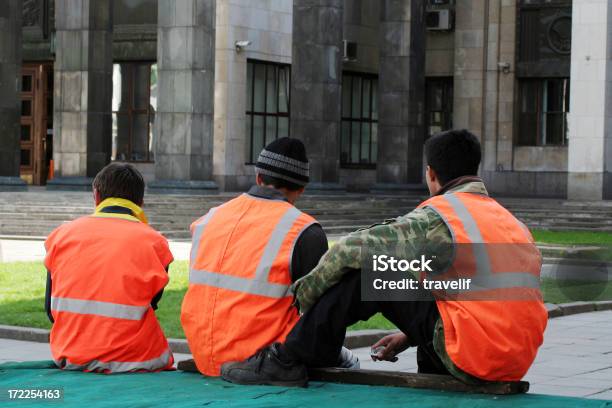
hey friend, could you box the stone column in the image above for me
[375,0,426,188]
[48,0,113,191]
[0,0,27,191]
[567,0,612,200]
[290,0,343,191]
[150,0,218,194]
[452,0,486,143]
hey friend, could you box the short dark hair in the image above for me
[258,173,303,192]
[92,163,145,205]
[424,129,481,185]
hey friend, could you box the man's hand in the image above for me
[371,332,409,362]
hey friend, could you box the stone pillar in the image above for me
[0,0,27,191]
[150,0,218,194]
[567,0,612,200]
[48,0,113,191]
[290,0,343,191]
[452,0,486,142]
[375,0,426,188]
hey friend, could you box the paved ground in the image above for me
[0,311,611,400]
[0,238,192,263]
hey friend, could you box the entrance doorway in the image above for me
[20,63,53,185]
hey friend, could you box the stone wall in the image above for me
[0,0,24,187]
[213,0,292,191]
[567,0,612,200]
[52,0,113,179]
[342,0,379,74]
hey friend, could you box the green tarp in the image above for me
[0,361,610,408]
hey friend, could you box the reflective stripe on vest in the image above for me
[189,205,303,298]
[55,348,172,373]
[51,297,149,321]
[423,193,540,292]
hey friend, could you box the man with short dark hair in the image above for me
[44,163,174,373]
[181,137,358,380]
[221,129,547,387]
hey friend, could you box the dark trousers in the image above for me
[285,270,450,375]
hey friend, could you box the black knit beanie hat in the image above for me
[255,137,310,186]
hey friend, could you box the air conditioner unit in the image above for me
[343,40,357,62]
[426,9,453,31]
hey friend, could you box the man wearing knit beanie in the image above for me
[182,137,358,381]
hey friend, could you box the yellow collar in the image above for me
[93,198,148,224]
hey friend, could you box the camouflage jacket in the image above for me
[292,180,489,313]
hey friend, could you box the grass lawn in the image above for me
[0,261,396,337]
[2,253,612,338]
[531,229,612,245]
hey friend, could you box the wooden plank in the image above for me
[177,360,529,395]
[308,367,529,395]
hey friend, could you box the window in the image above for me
[425,77,453,138]
[246,60,291,164]
[341,72,378,167]
[518,78,569,146]
[111,62,157,162]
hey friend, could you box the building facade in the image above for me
[0,0,610,198]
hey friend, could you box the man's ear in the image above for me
[427,166,437,184]
[255,172,264,186]
[93,188,102,206]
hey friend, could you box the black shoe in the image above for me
[220,343,308,387]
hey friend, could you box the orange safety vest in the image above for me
[44,198,174,373]
[181,193,317,376]
[418,192,548,381]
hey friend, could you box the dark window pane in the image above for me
[520,81,539,113]
[22,75,32,92]
[351,77,362,118]
[245,115,252,162]
[133,64,151,110]
[544,113,567,145]
[21,125,31,141]
[371,124,378,161]
[278,67,290,113]
[362,79,371,119]
[371,80,378,120]
[252,115,264,161]
[361,123,371,163]
[342,76,351,117]
[253,64,266,112]
[351,122,360,163]
[266,65,278,113]
[21,100,32,116]
[265,116,277,146]
[131,114,150,161]
[20,149,31,166]
[425,78,453,138]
